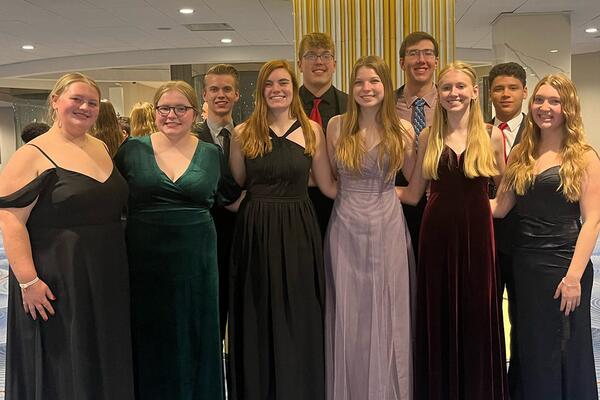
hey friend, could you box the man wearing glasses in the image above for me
[298,32,347,239]
[395,31,440,262]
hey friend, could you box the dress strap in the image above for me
[281,120,301,139]
[27,144,59,167]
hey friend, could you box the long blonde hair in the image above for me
[239,60,315,158]
[502,74,592,201]
[423,61,498,179]
[336,56,407,181]
[129,102,157,137]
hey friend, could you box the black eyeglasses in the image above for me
[302,52,334,63]
[155,105,195,116]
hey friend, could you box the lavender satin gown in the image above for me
[325,144,414,400]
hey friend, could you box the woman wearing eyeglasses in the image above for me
[115,81,240,400]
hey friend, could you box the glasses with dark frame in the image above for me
[155,105,195,116]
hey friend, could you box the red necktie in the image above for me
[309,98,323,127]
[498,122,509,161]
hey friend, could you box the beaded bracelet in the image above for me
[19,277,39,290]
[561,277,580,288]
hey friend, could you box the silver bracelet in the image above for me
[19,277,39,290]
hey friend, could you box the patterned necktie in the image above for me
[219,128,231,160]
[498,122,509,161]
[412,98,427,136]
[309,98,323,127]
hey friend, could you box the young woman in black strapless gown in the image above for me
[492,74,600,400]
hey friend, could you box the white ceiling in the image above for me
[0,0,294,79]
[0,0,599,82]
[456,0,600,54]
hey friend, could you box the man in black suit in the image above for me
[488,61,527,381]
[194,64,240,341]
[297,32,347,239]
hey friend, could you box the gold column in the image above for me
[293,0,455,91]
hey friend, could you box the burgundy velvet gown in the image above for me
[415,147,508,400]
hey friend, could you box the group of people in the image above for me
[0,29,597,400]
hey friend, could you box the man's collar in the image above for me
[397,83,437,107]
[206,118,234,134]
[493,113,524,132]
[300,84,335,104]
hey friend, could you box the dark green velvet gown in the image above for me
[116,135,234,400]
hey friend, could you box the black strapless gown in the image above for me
[509,166,597,399]
[1,145,134,400]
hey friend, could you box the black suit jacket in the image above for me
[194,119,241,201]
[331,86,348,122]
[195,121,219,147]
[193,121,240,254]
[489,113,526,254]
[193,121,241,336]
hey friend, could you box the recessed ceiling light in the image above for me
[549,49,559,53]
[221,38,232,44]
[22,45,34,50]
[179,8,194,14]
[585,27,598,33]
[530,73,536,77]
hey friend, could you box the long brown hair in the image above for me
[91,100,122,157]
[239,60,315,158]
[336,56,407,181]
[422,61,498,179]
[502,74,593,201]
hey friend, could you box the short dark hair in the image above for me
[399,31,439,58]
[489,62,526,87]
[203,64,240,91]
[21,122,50,143]
[118,116,130,136]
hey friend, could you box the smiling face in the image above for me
[298,46,336,89]
[203,73,240,119]
[51,82,100,134]
[531,84,564,131]
[155,89,196,137]
[490,75,527,122]
[400,39,438,86]
[263,68,293,112]
[438,69,478,114]
[352,66,384,109]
